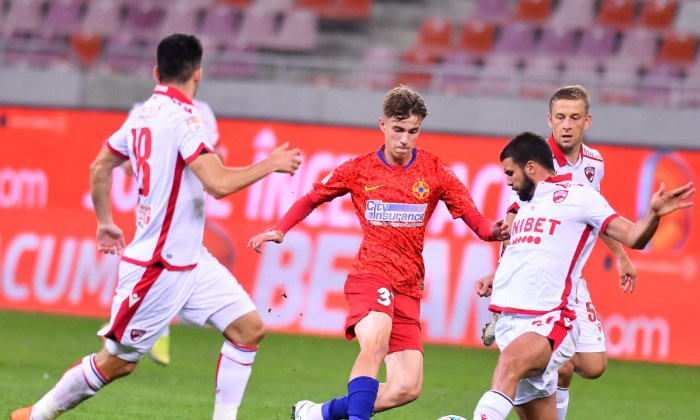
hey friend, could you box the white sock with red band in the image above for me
[32,354,110,420]
[556,387,570,419]
[213,341,258,420]
[473,390,514,420]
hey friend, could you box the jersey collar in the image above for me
[544,173,573,183]
[377,146,417,171]
[547,133,581,167]
[152,84,193,105]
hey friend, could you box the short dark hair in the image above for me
[156,33,203,84]
[500,132,555,172]
[382,85,428,121]
[549,85,591,115]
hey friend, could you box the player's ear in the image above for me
[193,67,202,85]
[379,117,385,132]
[153,66,160,82]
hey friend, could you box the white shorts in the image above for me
[496,310,579,405]
[572,278,606,353]
[100,247,256,362]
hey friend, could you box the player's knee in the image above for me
[386,380,421,406]
[577,359,607,379]
[557,361,575,387]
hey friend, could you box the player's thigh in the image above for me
[513,393,557,420]
[384,349,423,390]
[355,310,393,350]
[178,249,256,333]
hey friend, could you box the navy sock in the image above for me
[321,395,349,420]
[347,376,379,420]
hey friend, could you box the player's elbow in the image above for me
[205,185,228,200]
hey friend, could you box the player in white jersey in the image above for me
[124,98,222,366]
[12,33,302,420]
[470,132,693,420]
[479,85,637,418]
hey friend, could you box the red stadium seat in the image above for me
[596,0,636,30]
[413,17,453,58]
[513,0,553,23]
[657,32,698,66]
[638,0,677,30]
[457,20,496,55]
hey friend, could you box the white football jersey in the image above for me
[129,98,219,147]
[491,176,618,314]
[547,133,604,193]
[108,84,215,269]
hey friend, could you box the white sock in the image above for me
[212,403,238,420]
[473,390,513,420]
[213,341,258,419]
[556,387,569,420]
[307,403,323,419]
[32,354,110,419]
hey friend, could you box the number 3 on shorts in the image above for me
[376,287,394,307]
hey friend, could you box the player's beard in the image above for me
[517,172,536,201]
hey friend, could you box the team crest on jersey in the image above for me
[584,166,595,182]
[130,329,146,341]
[553,190,568,203]
[187,116,205,134]
[412,180,430,199]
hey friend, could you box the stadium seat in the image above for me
[236,6,277,48]
[4,31,72,70]
[637,0,677,31]
[638,62,683,107]
[596,0,636,30]
[513,0,553,23]
[82,0,124,37]
[263,8,319,52]
[413,17,454,58]
[492,21,537,59]
[457,20,496,55]
[520,56,561,99]
[43,0,85,37]
[656,32,698,67]
[254,0,295,13]
[360,45,399,89]
[617,27,659,70]
[674,1,700,37]
[470,0,511,23]
[395,47,438,91]
[1,0,44,36]
[575,26,617,67]
[549,0,596,30]
[599,58,640,104]
[123,2,164,44]
[679,61,700,107]
[70,32,103,69]
[472,53,520,97]
[198,4,241,48]
[329,0,373,21]
[101,33,153,74]
[560,55,600,88]
[158,2,200,39]
[439,50,479,95]
[536,25,577,64]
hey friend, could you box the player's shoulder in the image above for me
[581,143,604,163]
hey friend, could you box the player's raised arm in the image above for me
[605,182,694,250]
[188,142,302,199]
[89,145,127,255]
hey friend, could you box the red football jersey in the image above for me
[312,147,482,298]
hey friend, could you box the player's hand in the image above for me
[650,182,694,217]
[617,255,637,293]
[247,230,284,254]
[491,218,510,241]
[475,273,495,297]
[269,142,302,175]
[96,223,125,255]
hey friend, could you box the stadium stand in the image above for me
[0,0,698,108]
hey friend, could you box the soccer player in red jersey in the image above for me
[248,85,510,420]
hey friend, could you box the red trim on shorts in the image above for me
[121,256,196,271]
[105,264,164,343]
[548,312,573,352]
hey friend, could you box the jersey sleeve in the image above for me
[176,113,216,164]
[579,186,618,233]
[106,123,130,160]
[194,101,220,147]
[312,158,354,201]
[437,159,477,218]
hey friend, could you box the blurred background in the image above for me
[1,0,700,149]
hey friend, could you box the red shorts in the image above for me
[344,275,423,354]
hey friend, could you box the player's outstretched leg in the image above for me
[12,351,127,420]
[481,312,501,346]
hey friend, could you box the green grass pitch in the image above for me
[1,311,698,419]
